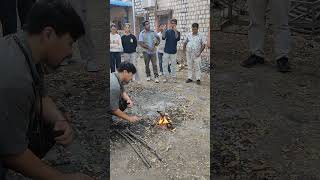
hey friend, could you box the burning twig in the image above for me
[124,128,162,161]
[154,111,175,131]
[115,130,152,168]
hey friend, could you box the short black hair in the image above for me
[171,19,177,24]
[25,0,85,41]
[111,23,117,28]
[192,23,199,29]
[142,20,149,27]
[117,62,137,74]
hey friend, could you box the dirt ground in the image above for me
[212,30,320,179]
[110,53,210,180]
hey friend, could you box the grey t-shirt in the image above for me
[0,32,44,179]
[110,72,124,111]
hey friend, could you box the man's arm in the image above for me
[183,35,189,51]
[2,149,62,180]
[162,30,167,40]
[174,30,180,41]
[41,96,66,124]
[198,34,207,56]
[41,96,73,146]
[111,109,133,122]
[198,44,206,56]
[133,35,138,49]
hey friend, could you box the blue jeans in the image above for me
[158,52,171,73]
[110,52,121,72]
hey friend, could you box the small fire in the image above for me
[155,111,175,130]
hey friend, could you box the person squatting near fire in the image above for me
[162,18,181,83]
[110,23,123,73]
[138,20,160,83]
[157,23,171,76]
[183,23,207,85]
[62,0,100,72]
[0,0,94,180]
[121,23,140,81]
[110,62,141,123]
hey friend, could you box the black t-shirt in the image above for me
[163,29,180,54]
[121,34,137,53]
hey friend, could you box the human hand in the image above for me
[53,120,74,146]
[128,116,141,123]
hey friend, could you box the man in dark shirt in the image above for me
[121,23,139,81]
[162,18,180,83]
[0,0,93,179]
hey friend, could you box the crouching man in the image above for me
[110,62,141,123]
[0,0,94,179]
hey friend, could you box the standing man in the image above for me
[157,24,171,76]
[240,0,291,72]
[138,20,160,83]
[162,19,180,83]
[64,0,99,72]
[183,23,206,85]
[121,23,139,81]
[0,0,93,179]
[110,62,141,123]
[0,0,35,37]
[110,24,123,73]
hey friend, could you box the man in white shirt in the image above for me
[183,23,206,85]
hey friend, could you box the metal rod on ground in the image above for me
[115,130,152,168]
[120,131,152,168]
[125,128,162,161]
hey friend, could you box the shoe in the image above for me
[146,77,151,81]
[172,77,177,83]
[163,78,167,83]
[186,79,193,83]
[240,55,265,68]
[277,57,291,73]
[155,78,159,83]
[159,72,163,76]
[196,80,201,85]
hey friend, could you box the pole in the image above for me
[131,0,136,36]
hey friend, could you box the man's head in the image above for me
[143,20,150,31]
[117,62,137,84]
[192,23,199,34]
[25,0,85,69]
[124,23,131,34]
[169,19,177,29]
[111,23,117,34]
[158,24,165,32]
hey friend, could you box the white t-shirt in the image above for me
[157,31,166,53]
[110,33,123,52]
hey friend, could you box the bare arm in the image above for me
[41,96,66,124]
[2,149,62,180]
[112,109,132,122]
[199,44,206,56]
[122,92,131,101]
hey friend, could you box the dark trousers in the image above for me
[111,52,121,72]
[0,0,17,36]
[18,0,36,27]
[143,52,158,77]
[0,0,35,36]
